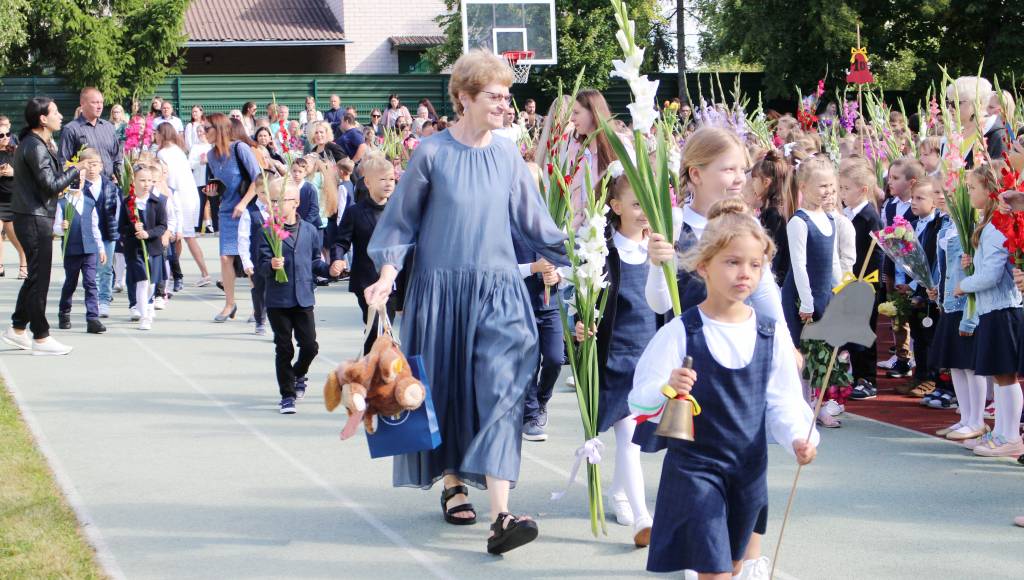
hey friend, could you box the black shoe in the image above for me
[294,376,308,400]
[1017,454,1024,466]
[86,319,106,334]
[849,379,877,400]
[315,277,330,287]
[58,313,71,330]
[886,360,912,378]
[888,346,896,354]
[216,280,224,291]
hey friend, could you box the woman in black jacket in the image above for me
[2,97,81,355]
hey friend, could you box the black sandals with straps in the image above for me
[486,512,539,555]
[440,485,477,525]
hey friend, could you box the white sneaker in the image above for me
[735,556,772,580]
[565,375,576,387]
[98,303,110,318]
[2,327,32,350]
[195,275,212,287]
[609,492,634,526]
[138,318,152,331]
[129,307,141,321]
[153,297,166,310]
[824,399,844,416]
[877,355,897,369]
[31,337,72,356]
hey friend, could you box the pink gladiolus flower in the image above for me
[815,79,825,99]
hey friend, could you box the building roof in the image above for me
[388,36,446,49]
[185,0,346,45]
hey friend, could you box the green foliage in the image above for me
[427,0,673,93]
[2,0,187,102]
[694,0,1024,99]
[0,0,30,77]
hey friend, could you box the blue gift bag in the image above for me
[365,354,442,459]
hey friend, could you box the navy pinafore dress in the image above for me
[780,210,834,345]
[598,259,658,432]
[647,307,774,574]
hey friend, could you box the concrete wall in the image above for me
[337,0,446,73]
[184,46,347,74]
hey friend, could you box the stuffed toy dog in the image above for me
[324,334,426,438]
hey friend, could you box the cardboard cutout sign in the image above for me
[800,279,877,348]
[847,47,874,84]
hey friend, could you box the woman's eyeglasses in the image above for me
[479,91,512,105]
[372,114,381,118]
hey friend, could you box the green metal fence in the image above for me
[0,72,771,130]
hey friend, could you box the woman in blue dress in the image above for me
[365,50,568,555]
[203,113,262,323]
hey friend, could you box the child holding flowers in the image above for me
[118,165,167,331]
[630,198,817,579]
[927,176,986,437]
[572,172,664,547]
[258,179,332,414]
[955,161,1024,456]
[53,164,106,334]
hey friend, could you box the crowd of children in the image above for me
[8,65,1024,573]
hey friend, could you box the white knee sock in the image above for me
[613,418,651,523]
[994,382,1023,442]
[964,370,988,430]
[135,281,152,319]
[949,369,970,429]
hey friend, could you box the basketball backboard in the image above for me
[461,0,557,65]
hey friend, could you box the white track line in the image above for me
[123,331,455,580]
[0,359,128,580]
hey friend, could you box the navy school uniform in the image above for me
[907,212,943,381]
[118,194,168,290]
[647,308,773,574]
[331,196,410,354]
[595,232,666,432]
[513,229,566,425]
[846,201,884,382]
[83,177,122,243]
[881,197,918,285]
[781,210,835,345]
[56,195,102,321]
[258,218,331,399]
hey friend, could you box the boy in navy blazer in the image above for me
[53,187,107,334]
[258,180,332,414]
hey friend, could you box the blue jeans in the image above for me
[97,240,116,305]
[524,307,565,423]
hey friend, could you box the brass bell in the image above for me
[655,356,696,441]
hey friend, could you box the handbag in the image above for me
[361,308,442,459]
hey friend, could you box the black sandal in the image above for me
[440,484,477,525]
[486,512,538,555]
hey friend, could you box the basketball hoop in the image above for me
[503,50,535,84]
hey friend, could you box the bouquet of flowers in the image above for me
[802,340,852,403]
[262,173,292,283]
[61,190,78,257]
[872,216,936,289]
[556,170,612,537]
[990,154,1024,269]
[125,184,151,281]
[938,68,980,315]
[603,0,682,316]
[878,291,911,327]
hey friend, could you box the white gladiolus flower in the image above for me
[667,146,681,175]
[614,29,631,55]
[608,160,624,178]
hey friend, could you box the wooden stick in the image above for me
[770,345,839,580]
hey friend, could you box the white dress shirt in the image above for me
[644,206,789,340]
[629,308,820,453]
[53,192,103,251]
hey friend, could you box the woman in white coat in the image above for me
[155,123,211,285]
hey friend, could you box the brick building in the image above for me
[184,0,446,74]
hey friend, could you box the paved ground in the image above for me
[1,237,1023,579]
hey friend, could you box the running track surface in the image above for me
[2,237,1022,579]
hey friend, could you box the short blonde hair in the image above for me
[919,136,942,156]
[681,127,748,189]
[838,156,879,208]
[313,120,334,141]
[360,150,393,178]
[947,76,994,108]
[795,155,837,190]
[682,198,776,274]
[448,50,514,116]
[78,147,101,162]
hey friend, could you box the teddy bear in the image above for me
[324,334,426,438]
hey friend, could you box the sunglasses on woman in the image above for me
[0,132,9,138]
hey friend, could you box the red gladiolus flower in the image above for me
[546,163,554,175]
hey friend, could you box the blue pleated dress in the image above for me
[368,130,569,490]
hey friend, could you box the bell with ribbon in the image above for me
[846,46,874,85]
[655,356,701,441]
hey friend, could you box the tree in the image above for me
[694,0,1024,100]
[3,0,187,102]
[0,0,30,77]
[426,0,673,94]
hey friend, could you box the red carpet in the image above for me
[838,317,986,438]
